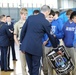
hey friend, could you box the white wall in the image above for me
[73,0,76,8]
[1,0,76,8]
[60,0,75,9]
[0,0,58,8]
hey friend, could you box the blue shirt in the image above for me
[59,12,68,24]
[42,18,63,47]
[62,20,76,47]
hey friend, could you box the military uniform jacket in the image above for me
[20,13,58,56]
[0,22,12,46]
[6,22,14,40]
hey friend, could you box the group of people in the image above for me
[0,5,76,75]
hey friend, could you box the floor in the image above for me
[1,44,23,75]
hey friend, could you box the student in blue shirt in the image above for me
[62,11,76,75]
[52,11,64,45]
[42,11,55,75]
[42,10,63,75]
[54,11,64,29]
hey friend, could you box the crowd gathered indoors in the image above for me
[0,5,76,75]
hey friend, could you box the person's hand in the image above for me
[9,29,13,33]
[20,50,26,54]
[53,34,56,37]
[43,41,48,46]
[57,51,63,55]
[19,43,25,54]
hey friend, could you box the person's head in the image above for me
[66,9,73,19]
[40,5,50,18]
[0,15,6,23]
[46,10,55,22]
[70,11,76,23]
[33,10,40,15]
[20,8,28,20]
[54,11,60,19]
[6,15,11,22]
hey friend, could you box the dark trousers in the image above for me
[0,49,1,67]
[8,40,16,67]
[1,46,8,70]
[25,52,41,75]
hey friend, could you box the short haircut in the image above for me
[55,11,60,16]
[70,11,76,20]
[40,5,50,12]
[7,15,10,17]
[0,15,6,20]
[33,10,40,14]
[49,10,55,16]
[66,9,73,15]
[20,8,27,14]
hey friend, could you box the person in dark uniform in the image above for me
[20,5,58,75]
[6,16,17,69]
[0,15,14,71]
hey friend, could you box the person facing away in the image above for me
[14,8,28,75]
[20,5,58,75]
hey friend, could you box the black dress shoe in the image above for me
[8,67,10,69]
[1,69,4,71]
[13,59,17,61]
[4,69,14,72]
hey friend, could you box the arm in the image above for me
[14,34,19,46]
[20,18,28,43]
[5,25,12,37]
[43,21,58,48]
[55,19,63,39]
[73,27,76,48]
[14,23,19,46]
[42,34,49,45]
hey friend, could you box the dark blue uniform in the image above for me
[6,22,17,68]
[0,22,12,71]
[20,13,58,75]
